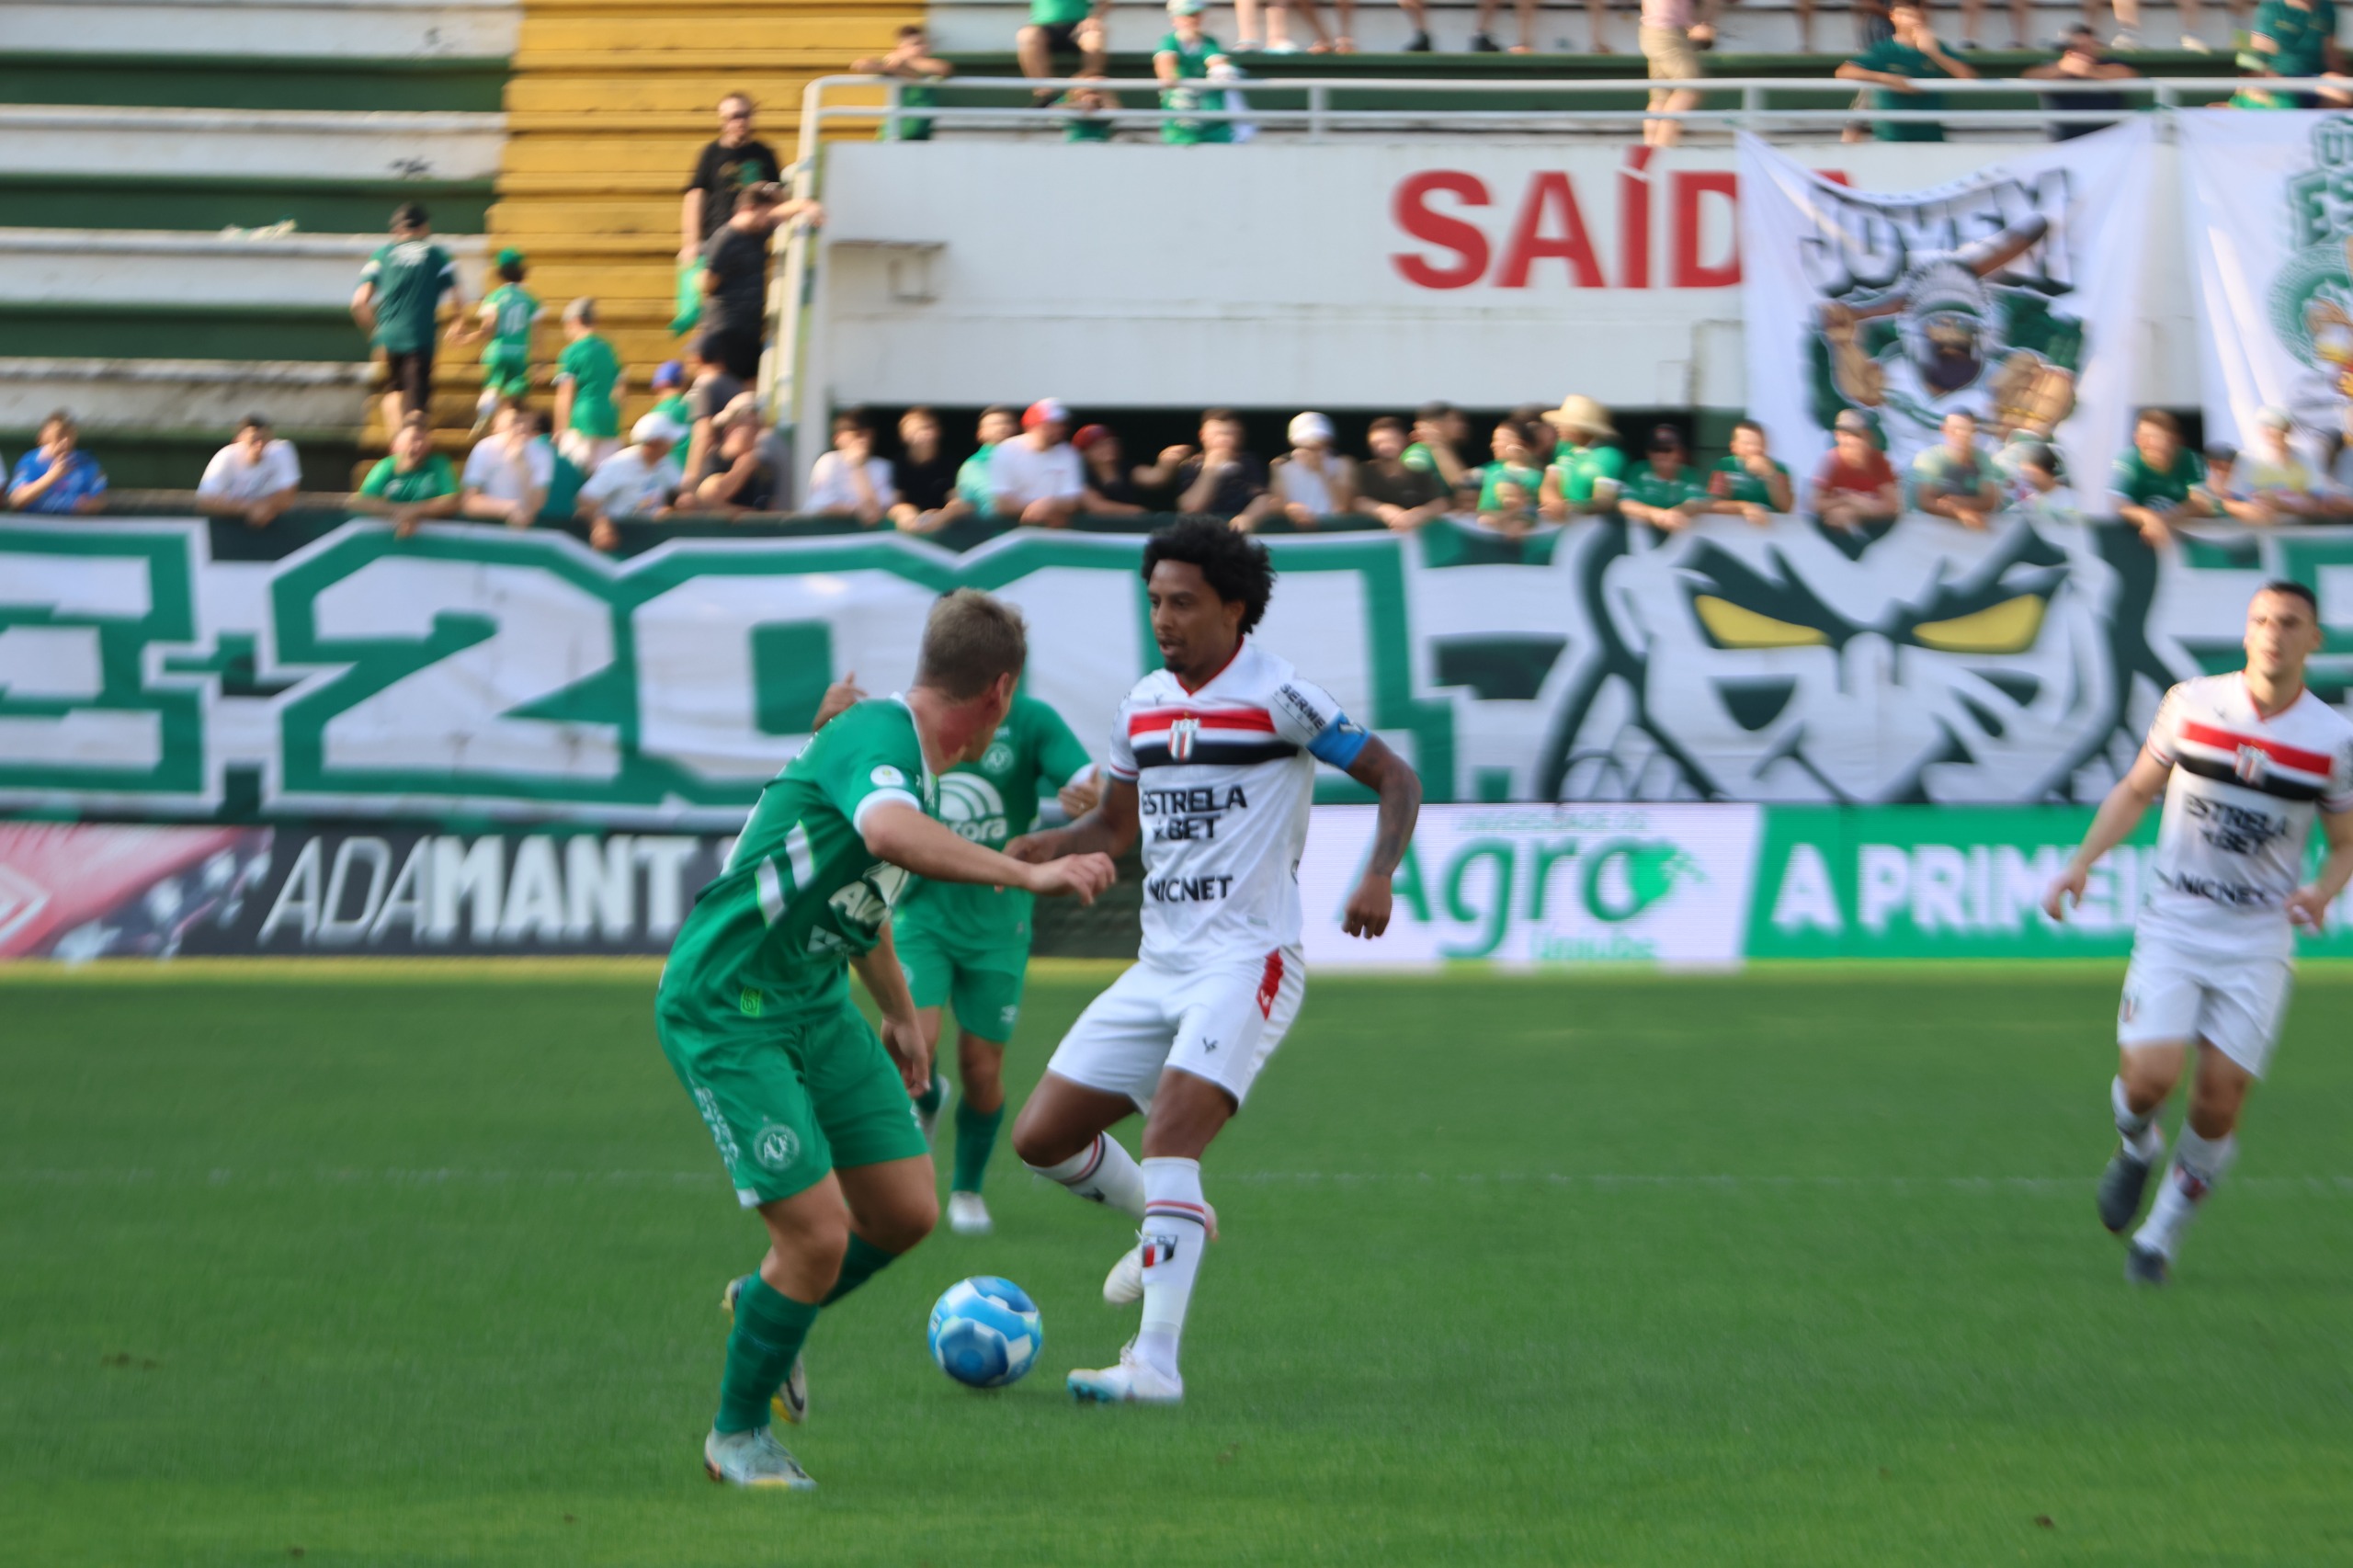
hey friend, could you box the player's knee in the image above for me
[871,1187,938,1254]
[2188,1075,2246,1137]
[780,1206,851,1283]
[1009,1105,1078,1168]
[957,1033,1004,1092]
[2118,1051,2177,1108]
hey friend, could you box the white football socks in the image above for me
[2134,1125,2236,1259]
[1135,1156,1209,1382]
[2112,1075,2164,1163]
[1027,1132,1147,1220]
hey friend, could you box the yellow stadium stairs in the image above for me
[366,0,914,461]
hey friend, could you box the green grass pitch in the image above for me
[6,965,2352,1565]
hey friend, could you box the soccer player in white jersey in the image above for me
[1005,518,1423,1403]
[2044,582,2353,1286]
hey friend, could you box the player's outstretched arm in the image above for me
[2044,746,2171,920]
[1341,735,1423,938]
[860,801,1116,903]
[1006,776,1140,864]
[2288,810,2353,932]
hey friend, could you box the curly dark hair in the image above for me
[1142,517,1276,634]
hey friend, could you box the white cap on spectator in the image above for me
[1167,0,1206,14]
[1289,412,1335,447]
[632,413,687,447]
[2256,403,2294,431]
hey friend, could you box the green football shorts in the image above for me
[659,998,927,1208]
[894,923,1028,1043]
[482,347,531,400]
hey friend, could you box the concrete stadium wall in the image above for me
[0,0,520,59]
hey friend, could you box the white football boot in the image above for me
[703,1427,815,1489]
[1068,1340,1184,1405]
[947,1191,994,1236]
[1103,1203,1218,1305]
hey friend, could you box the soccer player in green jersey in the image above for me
[453,247,540,435]
[665,590,1116,1489]
[810,668,1100,1237]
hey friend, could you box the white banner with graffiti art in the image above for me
[2179,109,2353,456]
[1736,122,2156,489]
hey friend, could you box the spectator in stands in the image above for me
[459,402,551,528]
[1837,4,1973,144]
[649,359,691,428]
[853,25,953,140]
[2250,0,2345,97]
[579,414,688,551]
[1641,0,1717,149]
[554,298,625,472]
[351,416,458,539]
[701,184,804,383]
[8,411,108,516]
[691,402,782,516]
[529,410,588,528]
[952,405,1020,530]
[805,408,898,525]
[1471,0,1537,53]
[2189,446,2274,525]
[352,203,460,435]
[1268,413,1357,526]
[1707,418,1795,522]
[1156,0,1233,145]
[196,415,300,528]
[888,407,960,530]
[1404,400,1473,488]
[2024,28,2139,141]
[1355,415,1451,531]
[2240,405,2328,517]
[682,96,784,264]
[1074,424,1149,513]
[989,399,1087,526]
[1475,417,1547,533]
[1017,0,1108,99]
[451,246,540,436]
[2110,408,2205,546]
[1175,408,1274,521]
[1911,409,2004,528]
[682,355,745,484]
[1956,0,2029,51]
[1540,395,1628,519]
[1057,75,1124,142]
[2012,441,2081,528]
[1811,409,1902,531]
[1619,425,1712,534]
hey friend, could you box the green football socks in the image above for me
[716,1275,819,1434]
[821,1233,899,1305]
[951,1097,1004,1195]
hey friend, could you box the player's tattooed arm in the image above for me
[1340,736,1422,939]
[2044,745,2173,920]
[2288,809,2353,932]
[1007,776,1139,864]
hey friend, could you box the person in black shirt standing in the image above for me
[888,407,960,527]
[681,95,785,260]
[699,184,814,383]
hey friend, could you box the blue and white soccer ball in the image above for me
[927,1276,1043,1389]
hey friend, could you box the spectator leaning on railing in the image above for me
[196,415,300,528]
[888,407,960,530]
[953,405,1019,531]
[1404,400,1472,489]
[1175,408,1275,522]
[1268,412,1356,526]
[1475,416,1547,535]
[2250,0,2347,103]
[459,402,551,528]
[529,411,588,528]
[1911,409,2005,529]
[2024,27,2139,142]
[2240,404,2332,518]
[1356,415,1450,532]
[989,399,1087,527]
[1074,424,1149,513]
[352,203,460,434]
[1156,0,1233,146]
[1708,418,1794,523]
[701,184,817,384]
[579,414,688,552]
[690,402,782,517]
[1540,395,1627,521]
[1810,408,1902,531]
[9,410,108,515]
[2191,445,2274,525]
[1618,424,1712,534]
[352,416,459,540]
[2011,441,2081,527]
[1837,3,1973,145]
[853,24,952,141]
[805,409,898,525]
[2110,408,2205,547]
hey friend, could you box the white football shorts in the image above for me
[2116,933,2293,1078]
[1044,945,1306,1113]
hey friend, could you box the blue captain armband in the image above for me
[1307,714,1370,769]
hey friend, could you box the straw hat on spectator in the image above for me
[1543,395,1615,439]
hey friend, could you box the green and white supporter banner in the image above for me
[6,513,2353,823]
[1736,122,2154,487]
[2179,110,2353,452]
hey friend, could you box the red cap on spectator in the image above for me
[1022,398,1071,429]
[1071,424,1112,452]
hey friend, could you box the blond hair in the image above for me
[915,589,1028,701]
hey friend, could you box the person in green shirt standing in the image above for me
[1706,418,1796,523]
[351,202,460,437]
[2109,408,2208,547]
[1618,424,1713,534]
[950,405,1017,529]
[1155,0,1232,145]
[1836,3,1975,142]
[853,23,953,139]
[2250,0,2341,96]
[553,297,625,472]
[451,247,540,436]
[351,417,460,539]
[810,670,1099,1236]
[669,591,1116,1488]
[1017,0,1108,100]
[1540,394,1629,520]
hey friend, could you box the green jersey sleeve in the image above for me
[358,456,398,498]
[809,699,929,833]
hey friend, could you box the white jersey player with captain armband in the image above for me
[2046,581,2353,1288]
[1003,520,1423,1406]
